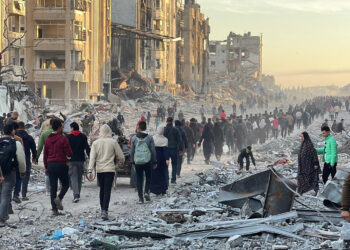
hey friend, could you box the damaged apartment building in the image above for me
[209,32,262,84]
[25,0,111,105]
[0,0,26,85]
[111,0,210,95]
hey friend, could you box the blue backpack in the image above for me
[134,136,151,165]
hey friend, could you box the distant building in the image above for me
[209,32,262,83]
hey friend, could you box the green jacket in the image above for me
[37,128,53,160]
[316,135,338,166]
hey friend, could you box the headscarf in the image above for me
[153,126,168,147]
[99,124,112,138]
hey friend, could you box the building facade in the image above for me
[0,0,26,84]
[25,0,111,105]
[182,0,209,94]
[209,41,227,73]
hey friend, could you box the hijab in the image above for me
[153,126,168,147]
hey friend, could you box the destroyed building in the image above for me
[0,0,26,85]
[209,32,262,85]
[24,0,111,105]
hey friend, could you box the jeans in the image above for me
[97,172,115,211]
[187,146,192,162]
[21,163,31,198]
[168,148,178,182]
[13,171,22,197]
[68,162,84,198]
[135,163,152,198]
[48,162,69,211]
[323,162,337,184]
[176,154,183,176]
[0,170,16,221]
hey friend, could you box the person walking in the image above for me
[272,116,279,139]
[13,122,37,202]
[164,117,182,184]
[198,122,214,164]
[67,122,90,203]
[297,132,320,195]
[224,118,235,155]
[0,123,26,227]
[130,121,156,203]
[117,112,125,127]
[213,118,225,161]
[37,118,54,196]
[237,146,256,171]
[175,120,187,178]
[183,121,195,164]
[44,119,72,216]
[150,126,169,196]
[88,124,124,220]
[316,126,338,184]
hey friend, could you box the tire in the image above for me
[130,165,137,188]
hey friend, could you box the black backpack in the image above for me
[0,137,17,176]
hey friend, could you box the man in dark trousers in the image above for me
[175,120,188,177]
[213,118,225,161]
[183,121,195,164]
[238,146,256,171]
[44,119,73,215]
[164,117,182,184]
[67,122,90,203]
[13,122,37,202]
[199,122,214,164]
[224,118,235,155]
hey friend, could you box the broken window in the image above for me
[156,59,162,69]
[73,21,85,40]
[153,20,162,31]
[36,20,65,38]
[71,51,83,70]
[36,0,66,8]
[211,61,215,66]
[38,52,65,69]
[71,0,87,11]
[155,0,161,9]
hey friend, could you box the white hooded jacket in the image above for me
[88,124,125,173]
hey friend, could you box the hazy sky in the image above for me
[197,0,350,87]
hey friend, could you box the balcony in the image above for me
[8,0,25,16]
[71,0,87,11]
[33,69,66,82]
[33,9,66,20]
[34,39,65,51]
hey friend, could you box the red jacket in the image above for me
[44,133,72,168]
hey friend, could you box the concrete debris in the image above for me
[226,235,243,248]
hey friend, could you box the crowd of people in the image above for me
[0,96,350,224]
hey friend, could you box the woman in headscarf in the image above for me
[297,132,320,195]
[150,126,169,195]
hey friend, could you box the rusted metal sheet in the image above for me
[263,170,297,217]
[218,170,271,208]
[219,168,297,217]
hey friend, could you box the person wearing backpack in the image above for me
[130,121,156,204]
[0,123,26,227]
[88,124,124,220]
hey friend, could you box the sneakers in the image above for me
[73,196,80,203]
[137,197,144,204]
[54,197,64,210]
[171,180,176,184]
[13,196,21,204]
[144,193,151,202]
[101,210,108,221]
[22,197,29,201]
[0,220,6,227]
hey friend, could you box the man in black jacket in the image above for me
[238,146,256,171]
[189,118,201,160]
[175,120,188,177]
[213,118,225,161]
[183,121,195,164]
[199,122,214,164]
[225,118,235,155]
[164,117,182,184]
[67,122,90,202]
[13,122,37,202]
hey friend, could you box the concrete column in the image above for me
[64,0,71,108]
